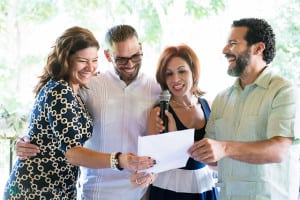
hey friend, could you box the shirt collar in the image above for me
[233,66,272,89]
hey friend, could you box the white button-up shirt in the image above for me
[78,70,161,200]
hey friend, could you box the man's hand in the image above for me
[188,138,225,164]
[15,136,40,160]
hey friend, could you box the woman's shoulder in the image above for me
[41,79,73,99]
[48,79,71,92]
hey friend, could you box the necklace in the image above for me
[171,99,196,110]
[75,93,86,110]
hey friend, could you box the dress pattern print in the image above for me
[4,79,93,200]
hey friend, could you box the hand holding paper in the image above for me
[138,129,194,173]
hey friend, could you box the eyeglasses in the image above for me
[114,53,143,65]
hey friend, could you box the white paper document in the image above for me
[138,129,194,173]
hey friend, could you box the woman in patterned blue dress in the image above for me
[132,44,218,200]
[4,26,155,200]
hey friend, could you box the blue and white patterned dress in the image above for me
[4,79,93,200]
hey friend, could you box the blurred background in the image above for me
[0,0,299,194]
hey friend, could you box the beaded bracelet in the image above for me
[110,152,124,171]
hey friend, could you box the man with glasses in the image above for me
[15,25,161,200]
[78,24,160,200]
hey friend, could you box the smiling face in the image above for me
[68,47,98,91]
[165,56,194,97]
[223,27,252,77]
[111,36,142,85]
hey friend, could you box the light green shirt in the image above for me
[206,67,299,200]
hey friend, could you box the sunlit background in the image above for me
[0,0,299,195]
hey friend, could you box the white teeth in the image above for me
[80,72,91,78]
[124,68,135,73]
[174,84,183,90]
[227,56,235,62]
[228,58,235,63]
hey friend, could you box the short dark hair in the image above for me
[232,18,276,64]
[105,24,138,50]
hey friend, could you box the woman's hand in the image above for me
[155,109,177,133]
[130,171,156,188]
[118,153,156,171]
[15,135,40,160]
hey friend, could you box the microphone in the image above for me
[159,90,171,133]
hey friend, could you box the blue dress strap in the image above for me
[199,97,210,121]
[180,97,211,170]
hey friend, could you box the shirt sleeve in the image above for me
[46,84,82,153]
[205,95,219,140]
[294,89,300,144]
[267,83,299,140]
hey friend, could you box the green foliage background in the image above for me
[0,1,299,178]
[0,0,227,138]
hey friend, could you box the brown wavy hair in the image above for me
[33,26,99,96]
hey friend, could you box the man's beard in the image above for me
[227,48,250,77]
[115,62,141,84]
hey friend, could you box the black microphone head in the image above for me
[159,90,171,102]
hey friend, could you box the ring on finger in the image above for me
[149,178,153,184]
[135,179,142,185]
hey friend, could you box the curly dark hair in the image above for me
[232,18,276,64]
